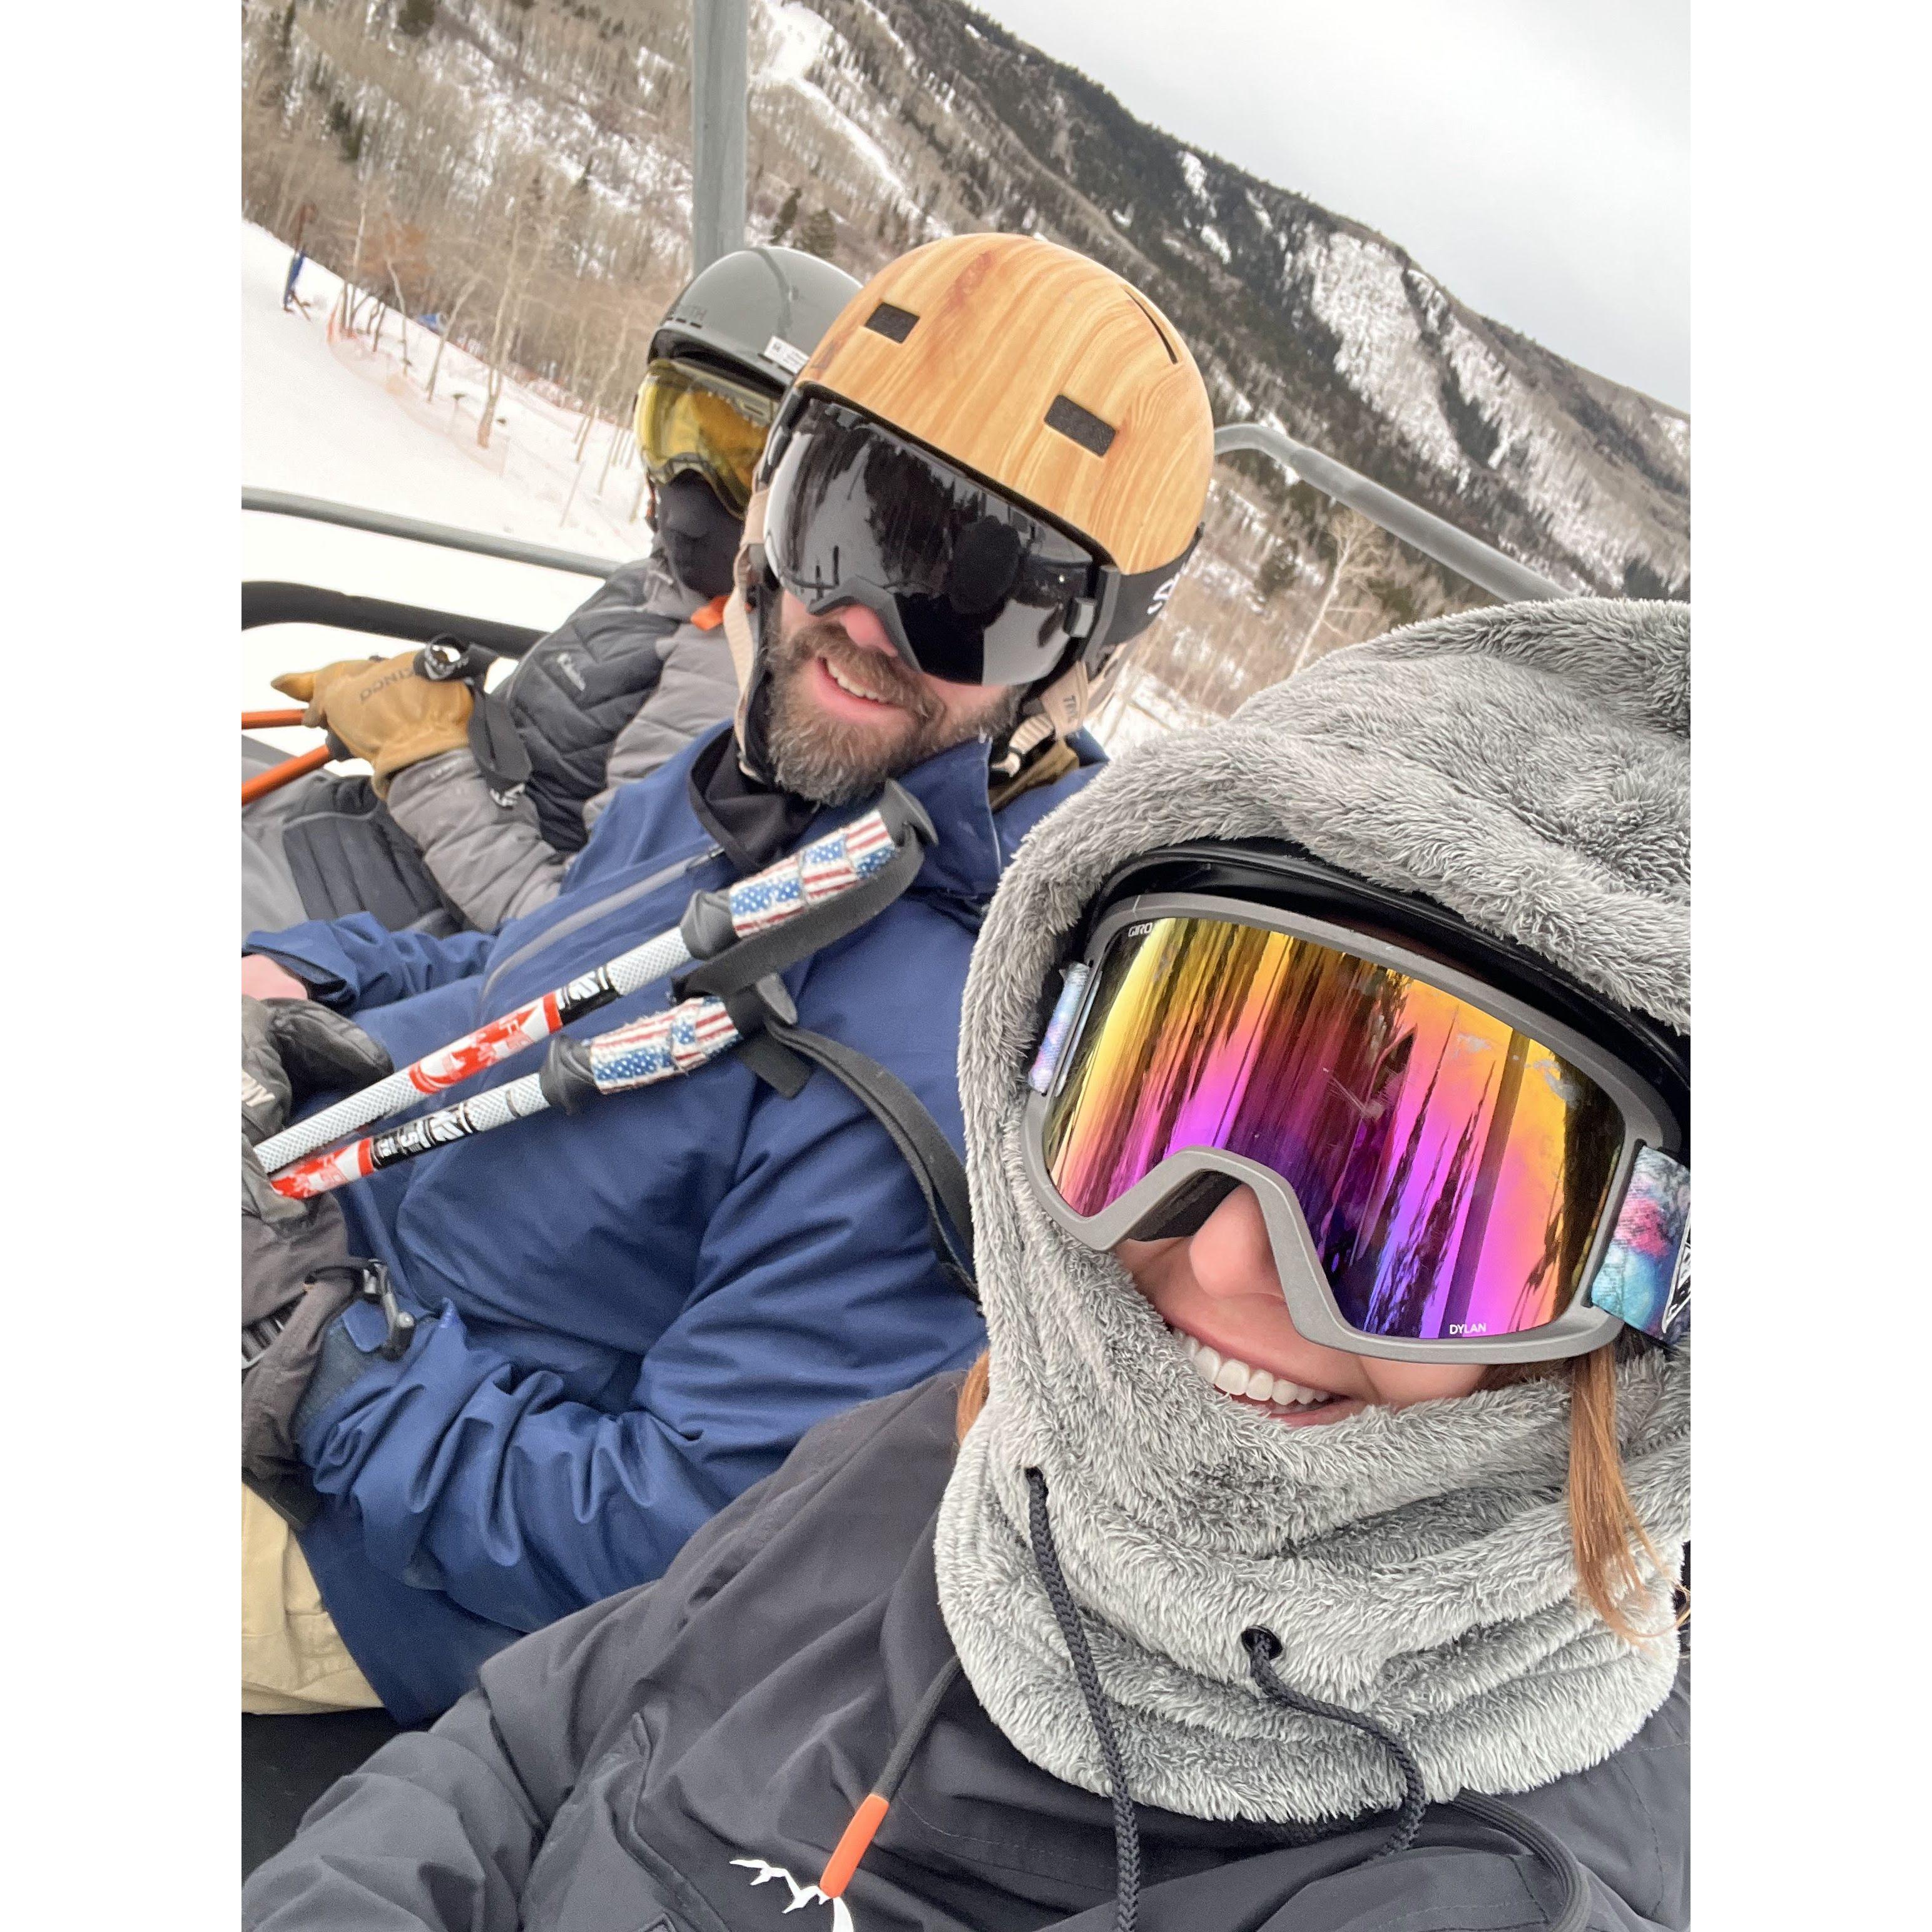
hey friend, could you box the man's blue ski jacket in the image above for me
[246,726,1097,1721]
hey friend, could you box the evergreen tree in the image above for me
[1253,545,1296,606]
[768,185,800,246]
[796,207,838,260]
[397,0,437,38]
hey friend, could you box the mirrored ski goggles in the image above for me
[761,398,1104,686]
[634,357,779,513]
[1022,897,1690,1364]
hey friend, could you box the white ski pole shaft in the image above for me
[255,800,909,1177]
[268,990,748,1200]
[253,924,693,1173]
[270,1072,554,1199]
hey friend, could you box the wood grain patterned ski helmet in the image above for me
[723,234,1214,785]
[792,232,1213,582]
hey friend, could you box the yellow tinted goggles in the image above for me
[633,358,778,513]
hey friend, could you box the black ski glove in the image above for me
[241,997,394,1522]
[242,994,394,1148]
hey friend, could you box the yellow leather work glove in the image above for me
[272,653,474,795]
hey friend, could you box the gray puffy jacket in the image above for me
[385,549,737,930]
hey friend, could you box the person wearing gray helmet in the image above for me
[245,596,1689,1930]
[247,247,862,938]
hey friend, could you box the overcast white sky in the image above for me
[970,0,1689,409]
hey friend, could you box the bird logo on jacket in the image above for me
[730,1857,857,1931]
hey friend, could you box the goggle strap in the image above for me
[1584,1146,1690,1343]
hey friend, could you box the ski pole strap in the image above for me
[679,784,935,1004]
[744,1019,978,1302]
[469,688,533,808]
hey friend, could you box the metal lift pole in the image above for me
[691,0,749,273]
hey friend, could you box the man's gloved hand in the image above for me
[242,996,397,1520]
[272,652,474,795]
[242,995,394,1149]
[243,993,394,1221]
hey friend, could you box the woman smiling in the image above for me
[247,595,1689,1932]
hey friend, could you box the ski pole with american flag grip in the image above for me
[253,783,933,1179]
[267,980,785,1199]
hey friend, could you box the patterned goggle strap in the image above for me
[1028,963,1092,1094]
[1585,1146,1690,1344]
[726,809,897,936]
[586,996,743,1095]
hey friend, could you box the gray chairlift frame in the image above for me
[243,427,1563,610]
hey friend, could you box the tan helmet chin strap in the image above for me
[722,587,758,697]
[721,487,768,768]
[989,656,1119,805]
[1032,655,1102,741]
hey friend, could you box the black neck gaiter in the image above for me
[658,471,743,600]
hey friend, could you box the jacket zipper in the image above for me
[479,841,724,1007]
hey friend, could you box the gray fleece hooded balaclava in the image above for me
[935,596,1690,1827]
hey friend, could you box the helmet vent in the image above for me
[864,302,919,343]
[1045,394,1116,457]
[1127,292,1180,363]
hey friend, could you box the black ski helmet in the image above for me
[638,249,862,591]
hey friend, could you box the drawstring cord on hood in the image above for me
[1025,1467,1144,1932]
[818,1468,1592,1931]
[1019,1470,1592,1932]
[815,1654,964,1901]
[1446,1793,1590,1932]
[1239,1629,1426,1857]
[1244,1630,1590,1931]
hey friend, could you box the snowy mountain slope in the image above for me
[775,0,1688,596]
[247,1,1684,596]
[247,1,1686,597]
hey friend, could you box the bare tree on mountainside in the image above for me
[424,260,485,404]
[1289,507,1403,678]
[478,168,546,450]
[239,0,1642,735]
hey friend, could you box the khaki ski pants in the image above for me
[242,1486,382,1714]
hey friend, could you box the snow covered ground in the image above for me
[242,221,651,760]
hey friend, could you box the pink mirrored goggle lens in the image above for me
[1040,917,1627,1343]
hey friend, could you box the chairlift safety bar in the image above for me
[1212,424,1565,605]
[248,429,1562,613]
[243,487,619,580]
